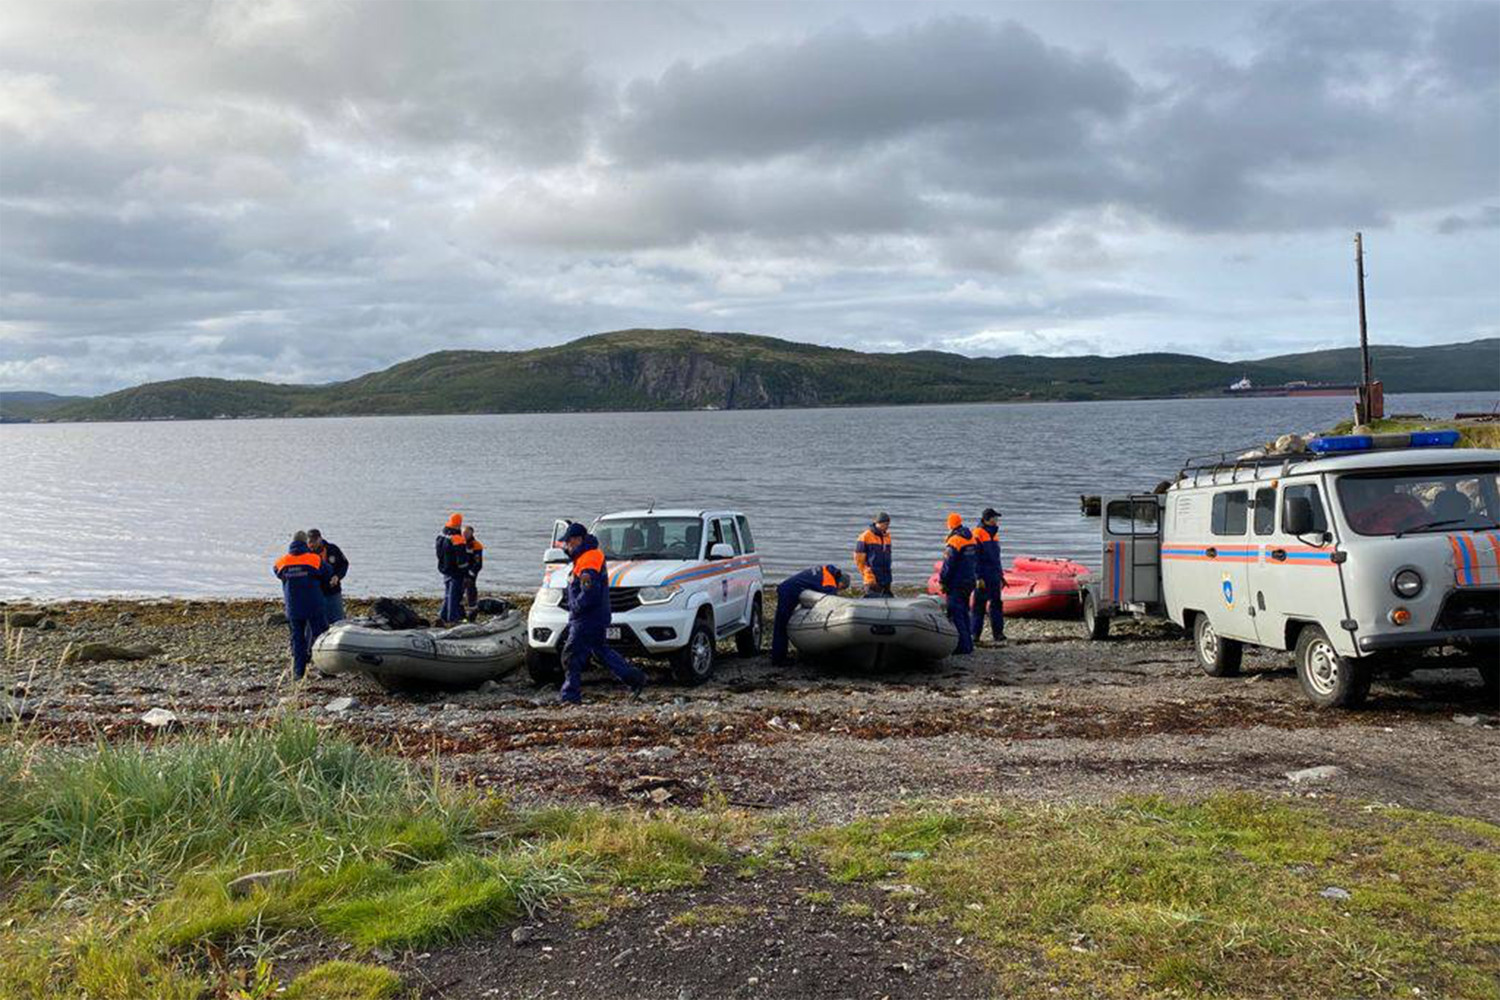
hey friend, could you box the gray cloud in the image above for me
[0,1,1495,395]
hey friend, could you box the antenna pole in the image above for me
[1355,232,1372,425]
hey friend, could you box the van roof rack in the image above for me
[1179,446,1320,487]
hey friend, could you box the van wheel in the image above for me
[1082,591,1109,641]
[526,648,563,686]
[735,598,763,657]
[1193,614,1242,677]
[672,611,716,685]
[1295,625,1370,709]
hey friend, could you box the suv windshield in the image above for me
[1336,466,1500,536]
[594,517,703,561]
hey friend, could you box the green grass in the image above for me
[284,961,401,1000]
[808,794,1500,999]
[0,721,736,998]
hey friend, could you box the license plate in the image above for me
[605,626,621,641]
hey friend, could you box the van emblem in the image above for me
[1221,574,1235,607]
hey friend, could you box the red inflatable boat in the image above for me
[925,555,1086,617]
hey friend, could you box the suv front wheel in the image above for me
[672,610,717,685]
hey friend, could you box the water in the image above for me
[1,392,1493,599]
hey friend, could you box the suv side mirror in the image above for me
[544,547,568,564]
[1284,498,1313,536]
[708,542,734,560]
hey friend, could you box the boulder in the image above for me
[226,868,296,897]
[1286,765,1343,784]
[140,707,178,728]
[61,642,164,665]
[263,611,288,626]
[325,696,357,714]
[4,610,46,628]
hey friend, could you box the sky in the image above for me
[1,0,1497,395]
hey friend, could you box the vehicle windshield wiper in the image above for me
[1395,518,1499,538]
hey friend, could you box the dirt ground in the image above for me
[5,596,1497,825]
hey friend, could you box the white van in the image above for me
[526,509,764,685]
[1081,432,1499,707]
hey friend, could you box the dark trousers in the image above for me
[560,627,645,703]
[771,584,803,663]
[864,580,892,598]
[287,612,327,679]
[440,574,465,623]
[946,585,974,654]
[463,574,479,611]
[971,575,1004,639]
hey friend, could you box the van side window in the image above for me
[1282,484,1328,534]
[1107,499,1159,536]
[735,515,756,553]
[1253,488,1276,535]
[1210,490,1249,535]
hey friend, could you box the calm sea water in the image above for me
[1,392,1494,599]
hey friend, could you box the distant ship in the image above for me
[1224,376,1358,398]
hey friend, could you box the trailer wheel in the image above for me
[671,610,717,685]
[1082,591,1110,641]
[1295,625,1370,709]
[526,648,563,686]
[1192,613,1242,677]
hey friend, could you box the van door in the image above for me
[1250,481,1338,650]
[1102,496,1162,611]
[709,516,747,632]
[1205,488,1258,642]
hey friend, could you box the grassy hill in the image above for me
[0,391,89,422]
[30,330,1500,422]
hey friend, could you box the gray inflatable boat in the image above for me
[787,592,956,669]
[312,614,527,690]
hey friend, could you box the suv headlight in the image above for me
[535,587,565,608]
[637,584,681,605]
[1391,569,1423,599]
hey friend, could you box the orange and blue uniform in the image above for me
[436,514,469,623]
[772,565,843,664]
[939,519,977,654]
[463,536,484,611]
[560,532,645,703]
[854,525,893,596]
[971,522,1004,640]
[273,539,330,678]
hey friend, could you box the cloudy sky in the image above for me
[1,0,1496,395]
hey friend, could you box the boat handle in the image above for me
[1270,549,1287,562]
[1204,547,1217,559]
[870,625,897,636]
[356,654,384,666]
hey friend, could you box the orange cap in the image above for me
[946,512,962,529]
[446,513,463,529]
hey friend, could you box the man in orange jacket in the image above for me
[854,512,893,597]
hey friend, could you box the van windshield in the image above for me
[1336,466,1500,536]
[593,518,703,561]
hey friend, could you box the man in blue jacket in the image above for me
[436,513,469,625]
[771,564,847,666]
[558,521,646,704]
[970,508,1005,643]
[938,513,977,655]
[274,531,330,679]
[854,513,893,597]
[307,529,349,623]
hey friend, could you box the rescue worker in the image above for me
[557,521,646,704]
[854,512,893,597]
[306,528,349,624]
[971,508,1005,643]
[462,525,484,620]
[770,564,848,667]
[273,530,330,680]
[938,512,977,655]
[436,513,470,625]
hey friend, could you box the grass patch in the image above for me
[808,794,1500,999]
[0,721,741,998]
[838,901,874,919]
[667,903,762,928]
[1328,416,1500,449]
[284,961,401,1000]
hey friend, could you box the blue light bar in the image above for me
[1409,429,1461,448]
[1308,434,1372,453]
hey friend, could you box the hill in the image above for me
[0,391,89,422]
[32,330,1500,422]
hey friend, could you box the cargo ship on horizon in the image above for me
[1224,376,1358,398]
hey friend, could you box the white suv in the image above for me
[526,509,765,685]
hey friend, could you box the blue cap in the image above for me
[560,522,587,542]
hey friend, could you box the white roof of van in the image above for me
[599,509,739,519]
[1174,446,1500,489]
